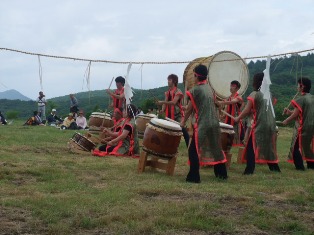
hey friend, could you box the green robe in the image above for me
[243,91,278,163]
[288,93,314,162]
[186,81,226,165]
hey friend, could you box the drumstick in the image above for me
[86,132,102,141]
[282,92,299,115]
[220,109,236,120]
[108,77,115,90]
[107,77,115,109]
[100,109,108,127]
[148,90,159,102]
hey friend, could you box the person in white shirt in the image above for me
[36,91,47,121]
[76,110,88,129]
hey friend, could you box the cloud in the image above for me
[1,0,314,99]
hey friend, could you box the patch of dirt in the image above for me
[0,206,47,235]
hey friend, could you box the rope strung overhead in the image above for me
[1,47,314,64]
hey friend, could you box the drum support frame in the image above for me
[137,151,177,176]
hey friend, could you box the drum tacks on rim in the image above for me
[142,118,182,158]
[183,51,249,99]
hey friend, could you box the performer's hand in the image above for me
[106,89,112,95]
[283,108,292,115]
[282,120,288,125]
[108,140,117,146]
[234,117,240,123]
[155,100,162,105]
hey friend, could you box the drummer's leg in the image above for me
[243,136,255,175]
[186,135,200,183]
[182,127,190,147]
[214,163,228,179]
[293,137,305,170]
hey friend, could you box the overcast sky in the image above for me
[1,0,314,100]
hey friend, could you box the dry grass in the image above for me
[0,121,313,234]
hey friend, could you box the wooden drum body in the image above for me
[89,112,114,128]
[136,114,157,138]
[70,132,96,152]
[219,122,235,153]
[142,118,182,158]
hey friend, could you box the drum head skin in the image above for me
[150,118,181,131]
[183,51,249,99]
[208,51,249,99]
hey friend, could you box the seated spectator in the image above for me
[60,113,78,130]
[76,110,88,129]
[0,111,7,125]
[47,109,63,126]
[24,111,45,126]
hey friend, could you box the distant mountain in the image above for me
[0,89,32,101]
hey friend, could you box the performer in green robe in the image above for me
[181,64,228,183]
[234,73,281,174]
[282,77,314,170]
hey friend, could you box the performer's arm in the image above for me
[103,128,119,138]
[218,97,242,105]
[107,129,129,146]
[106,89,125,100]
[180,101,193,127]
[234,100,252,122]
[282,108,299,125]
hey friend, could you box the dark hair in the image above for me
[253,73,264,91]
[115,76,125,86]
[298,77,311,93]
[231,80,241,89]
[168,74,179,87]
[33,111,38,116]
[127,104,137,118]
[193,64,208,81]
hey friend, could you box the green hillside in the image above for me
[1,53,314,120]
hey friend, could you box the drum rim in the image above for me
[148,119,182,133]
[150,118,181,131]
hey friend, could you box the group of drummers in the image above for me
[91,64,314,183]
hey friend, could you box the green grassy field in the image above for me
[0,121,313,235]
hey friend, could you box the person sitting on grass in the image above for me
[47,109,63,126]
[24,111,45,126]
[60,113,78,130]
[0,110,8,125]
[76,110,88,129]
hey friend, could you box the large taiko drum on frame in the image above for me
[142,118,183,158]
[89,112,114,128]
[219,122,235,153]
[183,51,249,100]
[136,114,157,138]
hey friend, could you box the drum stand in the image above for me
[137,151,177,176]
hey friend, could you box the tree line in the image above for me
[1,53,313,121]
